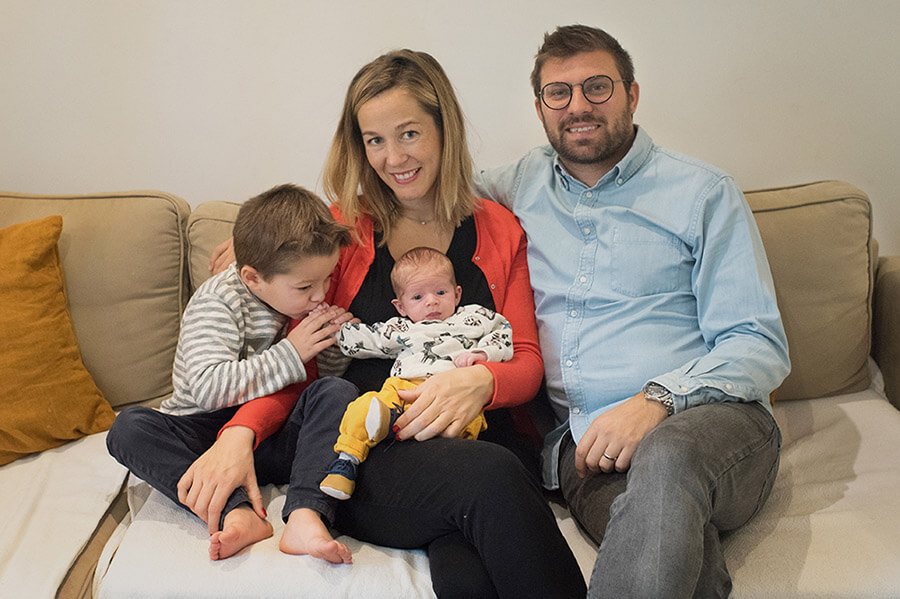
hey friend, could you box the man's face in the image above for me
[535,50,639,178]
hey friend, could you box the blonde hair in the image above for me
[322,49,477,244]
[390,247,457,297]
[233,184,351,279]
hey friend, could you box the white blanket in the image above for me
[97,478,596,598]
[725,370,900,597]
[0,431,127,598]
[96,368,900,597]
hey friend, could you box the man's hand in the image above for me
[177,426,263,534]
[574,391,668,477]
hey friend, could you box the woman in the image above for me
[205,49,585,597]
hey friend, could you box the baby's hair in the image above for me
[233,183,351,279]
[390,247,456,297]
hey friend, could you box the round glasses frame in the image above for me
[538,75,629,110]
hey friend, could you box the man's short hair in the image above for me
[233,183,350,279]
[390,246,456,297]
[530,24,635,96]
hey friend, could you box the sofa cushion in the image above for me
[0,216,116,464]
[746,181,874,400]
[0,191,191,409]
[187,201,241,293]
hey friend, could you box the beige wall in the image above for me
[2,0,898,254]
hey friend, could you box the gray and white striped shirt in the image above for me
[160,263,307,415]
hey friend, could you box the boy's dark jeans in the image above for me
[106,376,358,528]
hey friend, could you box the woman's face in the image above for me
[357,87,442,207]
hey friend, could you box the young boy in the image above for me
[107,183,358,563]
[319,246,513,499]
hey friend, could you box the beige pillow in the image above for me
[187,201,241,292]
[747,181,874,400]
[0,215,116,465]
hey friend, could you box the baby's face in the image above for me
[391,272,461,323]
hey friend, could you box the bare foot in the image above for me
[209,505,274,560]
[279,508,352,564]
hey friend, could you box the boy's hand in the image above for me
[286,305,355,362]
[453,350,488,369]
[177,426,263,534]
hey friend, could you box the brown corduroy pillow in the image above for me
[0,215,116,465]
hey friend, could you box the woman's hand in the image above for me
[394,365,494,441]
[209,237,236,275]
[177,425,264,534]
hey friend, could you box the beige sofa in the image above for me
[0,181,898,598]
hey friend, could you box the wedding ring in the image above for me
[602,452,616,461]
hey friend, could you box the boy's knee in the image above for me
[106,407,155,456]
[308,376,359,401]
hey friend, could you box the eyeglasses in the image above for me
[538,75,628,110]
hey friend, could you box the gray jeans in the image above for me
[559,401,781,599]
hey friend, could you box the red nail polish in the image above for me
[395,434,401,441]
[392,425,399,433]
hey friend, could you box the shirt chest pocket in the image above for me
[610,225,691,297]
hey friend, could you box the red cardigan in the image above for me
[223,199,543,444]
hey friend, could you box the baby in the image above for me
[319,246,513,499]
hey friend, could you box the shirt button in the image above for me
[490,284,495,290]
[585,192,593,198]
[617,178,624,185]
[570,310,578,317]
[566,359,573,367]
[583,227,591,235]
[579,276,587,283]
[474,256,480,261]
[572,407,581,414]
[725,383,733,390]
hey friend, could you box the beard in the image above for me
[542,103,635,166]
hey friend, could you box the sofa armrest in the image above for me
[873,254,900,408]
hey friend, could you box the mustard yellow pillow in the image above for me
[0,215,116,465]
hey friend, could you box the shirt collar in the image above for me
[552,125,654,191]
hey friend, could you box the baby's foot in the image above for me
[279,508,352,564]
[209,505,273,560]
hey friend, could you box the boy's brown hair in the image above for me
[389,246,456,297]
[233,183,351,279]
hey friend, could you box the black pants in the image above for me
[106,377,358,526]
[334,427,586,598]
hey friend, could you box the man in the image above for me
[476,25,790,598]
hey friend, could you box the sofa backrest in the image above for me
[0,191,190,409]
[746,181,874,401]
[186,181,877,404]
[0,181,876,412]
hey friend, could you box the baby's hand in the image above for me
[453,350,488,369]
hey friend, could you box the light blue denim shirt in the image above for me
[475,127,790,488]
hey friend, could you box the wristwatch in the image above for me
[643,382,675,416]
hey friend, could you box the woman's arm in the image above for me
[477,227,543,409]
[209,237,236,275]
